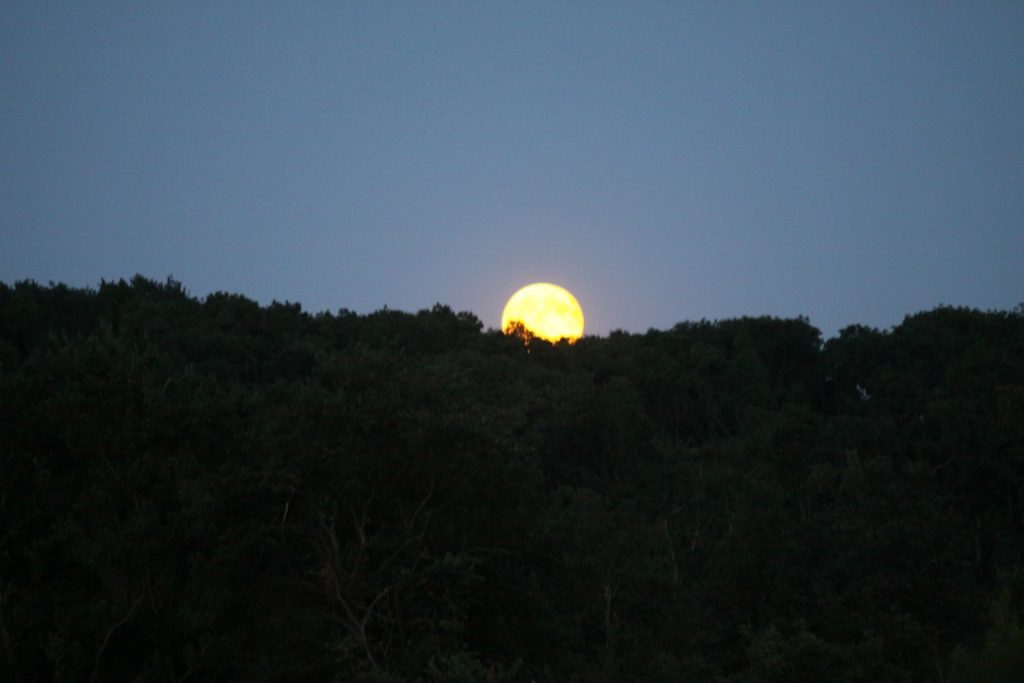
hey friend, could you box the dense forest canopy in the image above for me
[1,276,1023,682]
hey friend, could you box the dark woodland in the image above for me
[1,276,1023,682]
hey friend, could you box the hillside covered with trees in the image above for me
[1,276,1023,682]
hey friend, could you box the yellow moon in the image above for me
[501,283,584,343]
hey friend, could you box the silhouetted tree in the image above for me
[1,277,1022,681]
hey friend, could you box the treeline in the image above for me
[1,276,1023,682]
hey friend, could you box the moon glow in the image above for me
[501,283,584,343]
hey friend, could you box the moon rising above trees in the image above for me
[501,282,585,343]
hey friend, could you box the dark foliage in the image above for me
[1,277,1022,681]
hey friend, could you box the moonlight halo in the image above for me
[501,283,584,343]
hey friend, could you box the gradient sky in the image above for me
[2,2,1022,338]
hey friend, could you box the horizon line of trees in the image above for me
[2,275,1023,682]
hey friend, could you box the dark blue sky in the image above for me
[3,2,1022,337]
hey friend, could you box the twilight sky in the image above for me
[2,2,1022,338]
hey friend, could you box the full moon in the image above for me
[501,283,584,343]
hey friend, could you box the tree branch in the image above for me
[89,593,143,683]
